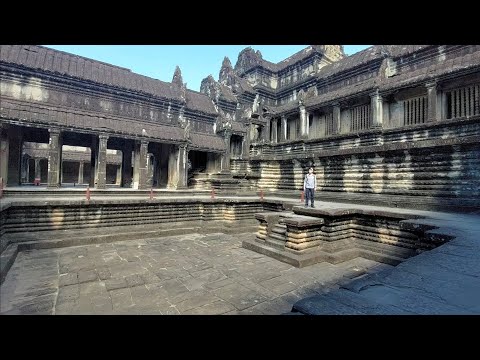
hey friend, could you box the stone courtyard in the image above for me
[1,45,479,315]
[0,232,388,315]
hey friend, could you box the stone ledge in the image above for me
[242,238,406,268]
[0,243,18,285]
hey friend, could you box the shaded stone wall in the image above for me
[231,117,480,210]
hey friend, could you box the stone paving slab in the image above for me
[291,210,480,315]
[1,232,391,315]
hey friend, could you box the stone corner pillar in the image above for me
[176,144,188,189]
[280,115,287,141]
[221,132,232,173]
[78,161,84,184]
[299,104,308,138]
[133,140,149,190]
[271,118,278,144]
[426,80,439,122]
[332,103,341,135]
[370,90,384,129]
[121,141,133,188]
[47,128,63,188]
[94,134,109,189]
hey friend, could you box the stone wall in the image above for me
[232,117,480,211]
[0,199,284,237]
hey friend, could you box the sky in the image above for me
[44,45,371,92]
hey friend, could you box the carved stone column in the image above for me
[271,119,278,143]
[299,104,308,138]
[221,132,232,173]
[280,115,287,141]
[121,141,133,188]
[95,134,108,189]
[78,161,84,184]
[47,128,62,188]
[133,140,148,190]
[6,126,23,186]
[371,90,383,129]
[332,103,341,135]
[89,135,98,187]
[426,81,439,122]
[177,144,188,189]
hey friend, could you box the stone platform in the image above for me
[1,192,479,315]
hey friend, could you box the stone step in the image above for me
[264,237,287,250]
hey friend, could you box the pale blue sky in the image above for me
[44,45,371,91]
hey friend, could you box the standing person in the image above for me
[304,167,317,208]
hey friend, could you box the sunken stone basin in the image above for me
[243,206,454,268]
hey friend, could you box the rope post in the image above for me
[259,189,264,200]
[300,190,304,203]
[211,187,215,199]
[150,187,154,200]
[86,186,91,202]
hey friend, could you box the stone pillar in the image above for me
[34,159,41,182]
[332,103,341,135]
[221,132,231,172]
[271,119,278,144]
[167,144,187,189]
[177,145,188,189]
[299,105,308,138]
[133,140,148,189]
[371,91,383,129]
[0,127,8,185]
[280,115,287,141]
[167,146,179,189]
[89,135,98,187]
[22,156,30,184]
[78,161,84,184]
[94,135,108,189]
[121,142,133,188]
[242,124,252,157]
[115,165,121,185]
[5,126,23,186]
[426,81,439,122]
[263,118,271,142]
[47,128,62,188]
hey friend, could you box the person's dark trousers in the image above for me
[305,188,315,206]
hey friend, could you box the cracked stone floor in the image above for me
[0,232,391,315]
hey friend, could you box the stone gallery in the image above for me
[0,45,479,315]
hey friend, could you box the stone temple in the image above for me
[1,45,479,315]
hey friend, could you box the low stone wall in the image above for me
[0,199,284,236]
[244,206,454,267]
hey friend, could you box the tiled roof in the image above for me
[190,133,225,151]
[231,121,246,132]
[0,97,185,142]
[379,45,480,91]
[217,84,238,102]
[0,45,217,116]
[274,46,319,71]
[243,46,327,73]
[185,90,217,115]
